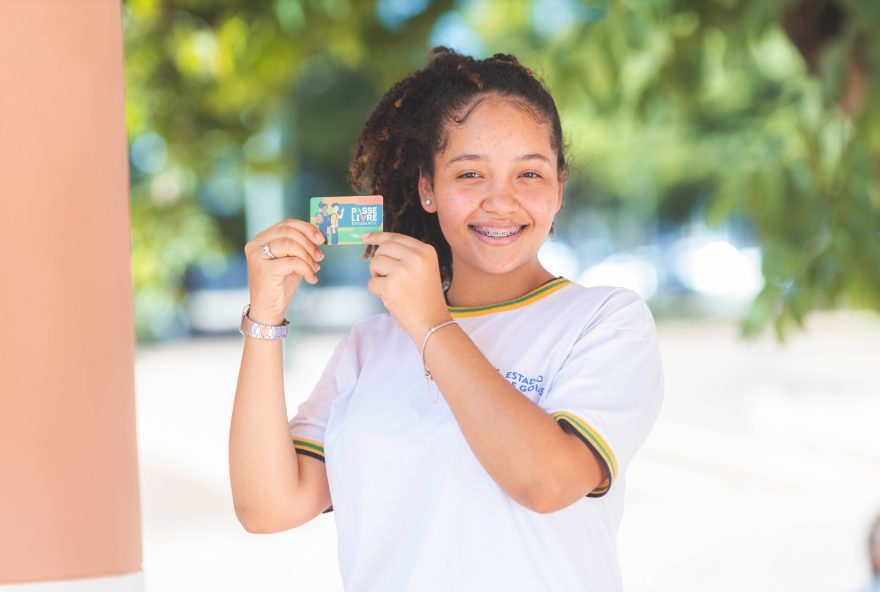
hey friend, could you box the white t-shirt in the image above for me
[289,277,664,591]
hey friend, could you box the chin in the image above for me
[454,256,539,279]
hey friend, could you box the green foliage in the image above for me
[125,0,880,342]
[124,0,454,341]
[466,0,880,338]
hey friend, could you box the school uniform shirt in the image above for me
[289,277,664,592]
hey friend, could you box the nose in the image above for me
[480,180,520,216]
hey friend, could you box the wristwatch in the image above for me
[239,304,290,339]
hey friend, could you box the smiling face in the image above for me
[419,94,563,291]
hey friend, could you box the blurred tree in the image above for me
[124,0,453,340]
[464,0,880,338]
[125,0,879,341]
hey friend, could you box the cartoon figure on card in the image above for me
[328,203,344,245]
[313,201,331,243]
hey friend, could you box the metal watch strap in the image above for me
[239,304,290,339]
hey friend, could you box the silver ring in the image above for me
[262,242,277,260]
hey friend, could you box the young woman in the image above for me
[230,47,663,591]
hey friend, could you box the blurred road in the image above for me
[134,311,880,591]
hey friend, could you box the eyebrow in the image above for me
[444,153,552,167]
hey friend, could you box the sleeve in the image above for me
[539,288,664,498]
[288,327,360,464]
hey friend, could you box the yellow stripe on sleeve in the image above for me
[552,411,617,497]
[292,436,325,460]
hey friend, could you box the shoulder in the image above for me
[343,312,402,347]
[349,311,396,334]
[557,281,656,338]
[321,313,400,369]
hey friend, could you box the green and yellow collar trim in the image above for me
[448,277,571,318]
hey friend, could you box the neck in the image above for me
[445,264,556,308]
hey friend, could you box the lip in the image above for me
[468,224,528,245]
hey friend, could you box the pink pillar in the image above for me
[0,0,143,587]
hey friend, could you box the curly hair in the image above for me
[348,46,568,287]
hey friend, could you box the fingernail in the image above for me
[315,250,324,261]
[362,232,371,239]
[314,232,325,243]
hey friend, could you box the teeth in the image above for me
[472,226,523,238]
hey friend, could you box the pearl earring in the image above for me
[424,199,432,206]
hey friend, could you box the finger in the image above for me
[367,276,387,298]
[374,240,417,262]
[248,236,319,272]
[275,218,326,245]
[251,224,322,257]
[251,218,324,248]
[269,254,319,284]
[369,254,399,278]
[258,236,321,272]
[248,228,324,265]
[361,231,418,247]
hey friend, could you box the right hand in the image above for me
[244,218,326,324]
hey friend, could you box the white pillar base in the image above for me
[0,572,144,592]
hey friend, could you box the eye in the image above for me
[521,171,543,179]
[457,171,482,179]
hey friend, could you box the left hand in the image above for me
[362,232,452,342]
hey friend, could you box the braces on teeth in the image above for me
[475,227,521,238]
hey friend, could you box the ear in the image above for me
[554,175,564,213]
[418,171,437,214]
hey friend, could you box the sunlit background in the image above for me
[124,0,880,590]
